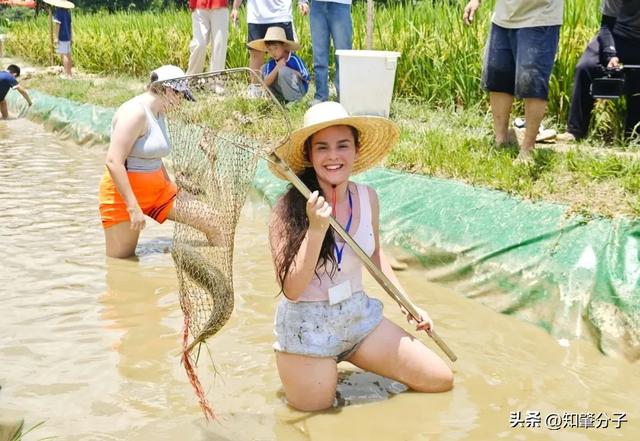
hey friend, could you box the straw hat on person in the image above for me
[270,101,400,180]
[43,0,75,8]
[247,26,301,52]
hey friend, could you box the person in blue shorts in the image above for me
[52,1,75,78]
[0,65,32,119]
[248,26,309,104]
[463,0,564,163]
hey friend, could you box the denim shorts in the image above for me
[273,291,383,362]
[482,23,560,99]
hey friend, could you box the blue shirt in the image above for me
[0,71,18,101]
[53,8,72,42]
[262,53,310,92]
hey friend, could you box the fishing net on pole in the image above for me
[158,68,291,419]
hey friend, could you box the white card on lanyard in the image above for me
[328,280,352,306]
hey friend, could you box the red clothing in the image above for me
[189,0,227,9]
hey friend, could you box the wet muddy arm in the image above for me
[15,85,32,106]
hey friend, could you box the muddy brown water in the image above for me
[0,118,638,440]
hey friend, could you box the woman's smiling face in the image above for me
[308,125,358,187]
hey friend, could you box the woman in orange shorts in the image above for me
[99,65,218,258]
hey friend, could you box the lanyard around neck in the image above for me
[331,186,353,272]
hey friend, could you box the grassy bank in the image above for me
[16,67,640,218]
[4,0,630,135]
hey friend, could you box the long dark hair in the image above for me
[273,167,337,291]
[273,127,360,292]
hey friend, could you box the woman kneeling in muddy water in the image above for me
[99,64,220,258]
[268,102,454,411]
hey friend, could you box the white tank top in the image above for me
[120,97,171,172]
[298,183,376,302]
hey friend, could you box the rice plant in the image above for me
[4,0,621,132]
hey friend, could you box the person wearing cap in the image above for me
[268,102,454,411]
[99,65,220,258]
[231,0,308,97]
[557,0,640,142]
[0,64,32,119]
[248,26,309,104]
[186,0,229,76]
[49,0,75,78]
[463,0,563,163]
[309,0,353,105]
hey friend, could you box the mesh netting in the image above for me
[158,68,291,418]
[157,68,455,419]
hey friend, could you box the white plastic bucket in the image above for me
[335,50,400,117]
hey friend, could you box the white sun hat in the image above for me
[151,65,195,102]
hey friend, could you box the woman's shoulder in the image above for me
[118,95,144,113]
[353,182,378,199]
[113,97,146,125]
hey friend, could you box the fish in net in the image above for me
[159,68,291,419]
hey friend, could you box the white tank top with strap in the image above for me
[298,183,376,302]
[121,97,171,172]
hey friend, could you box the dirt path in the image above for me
[541,141,640,160]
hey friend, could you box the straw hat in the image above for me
[151,65,195,101]
[270,101,400,180]
[43,0,75,8]
[247,26,301,52]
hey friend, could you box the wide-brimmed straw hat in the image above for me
[43,0,75,8]
[270,101,400,180]
[247,26,301,52]
[151,65,195,102]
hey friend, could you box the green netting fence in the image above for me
[7,89,639,362]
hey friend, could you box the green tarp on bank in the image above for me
[7,90,639,362]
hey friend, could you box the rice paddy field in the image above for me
[4,1,609,120]
[4,0,640,216]
[2,3,640,439]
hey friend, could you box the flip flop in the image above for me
[536,128,557,143]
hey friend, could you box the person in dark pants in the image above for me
[463,0,564,163]
[559,0,640,141]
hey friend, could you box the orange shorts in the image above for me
[99,168,177,229]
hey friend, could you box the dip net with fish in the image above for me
[159,68,291,419]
